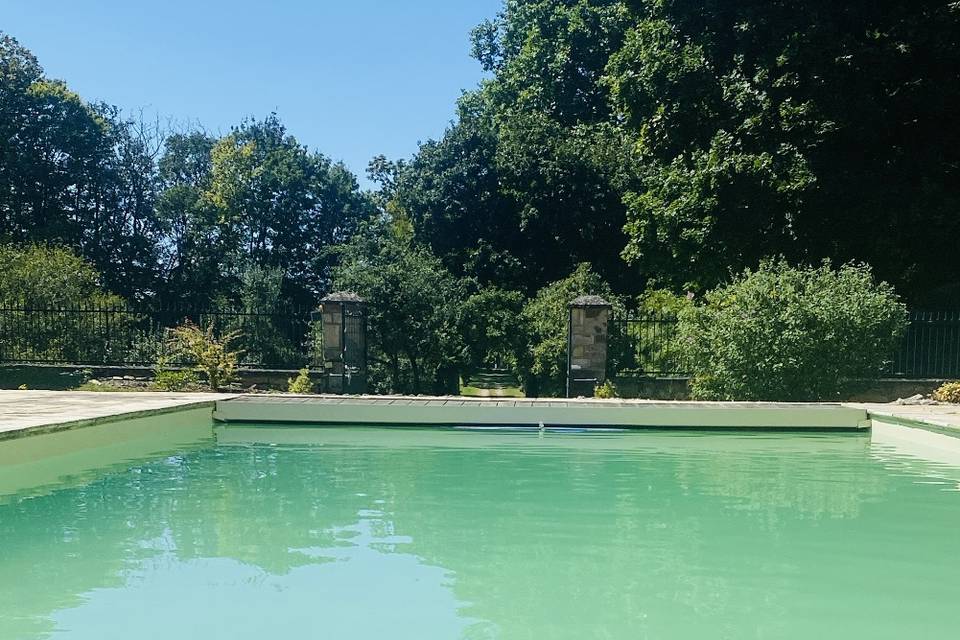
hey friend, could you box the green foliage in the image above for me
[151,353,201,391]
[458,288,527,378]
[152,368,201,392]
[604,1,960,297]
[334,219,464,394]
[287,368,314,394]
[230,265,296,366]
[395,1,960,302]
[0,34,161,299]
[0,244,131,362]
[518,263,622,396]
[932,382,960,404]
[676,259,908,401]
[0,244,122,308]
[195,115,373,306]
[621,289,693,375]
[166,321,242,390]
[594,379,618,399]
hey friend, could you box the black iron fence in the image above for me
[613,310,960,379]
[889,311,960,378]
[611,313,683,376]
[0,304,314,369]
[1,305,959,379]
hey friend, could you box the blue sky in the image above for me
[2,0,502,187]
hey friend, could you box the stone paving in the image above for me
[849,402,960,434]
[0,390,235,440]
[1,390,959,441]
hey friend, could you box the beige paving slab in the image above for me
[0,390,236,440]
[848,402,960,435]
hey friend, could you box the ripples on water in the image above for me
[0,414,958,639]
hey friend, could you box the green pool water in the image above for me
[1,412,959,639]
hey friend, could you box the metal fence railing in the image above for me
[612,310,960,379]
[610,313,684,376]
[0,304,315,369]
[889,311,960,378]
[2,305,959,379]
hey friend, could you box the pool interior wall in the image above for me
[212,395,871,430]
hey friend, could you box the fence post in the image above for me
[315,292,367,395]
[567,295,612,398]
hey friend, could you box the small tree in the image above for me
[233,265,295,366]
[458,287,527,378]
[334,219,464,394]
[676,259,908,401]
[167,321,242,390]
[518,264,623,397]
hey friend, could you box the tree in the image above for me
[0,244,127,362]
[394,95,527,290]
[518,263,623,396]
[458,287,527,378]
[0,33,163,300]
[201,115,373,307]
[606,1,960,298]
[334,219,465,394]
[676,259,908,401]
[396,1,641,296]
[155,130,223,306]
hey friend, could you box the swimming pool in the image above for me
[1,411,958,639]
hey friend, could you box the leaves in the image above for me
[677,259,908,400]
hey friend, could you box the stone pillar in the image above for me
[314,292,367,394]
[566,295,612,398]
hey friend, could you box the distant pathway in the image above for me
[462,371,524,398]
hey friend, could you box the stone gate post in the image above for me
[314,292,367,394]
[566,295,612,398]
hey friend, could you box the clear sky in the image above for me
[2,0,502,187]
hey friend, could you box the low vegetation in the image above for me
[932,382,960,404]
[287,368,314,394]
[676,260,908,401]
[165,322,242,390]
[518,264,623,397]
[594,380,618,399]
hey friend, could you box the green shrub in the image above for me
[622,289,693,375]
[594,379,618,399]
[459,288,527,378]
[152,354,201,392]
[932,381,960,404]
[166,322,242,390]
[287,368,314,394]
[518,264,623,397]
[677,259,908,401]
[0,243,130,362]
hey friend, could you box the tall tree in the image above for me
[202,115,373,306]
[155,131,222,306]
[334,218,465,394]
[0,33,162,300]
[605,0,960,297]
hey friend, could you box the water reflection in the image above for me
[1,424,959,639]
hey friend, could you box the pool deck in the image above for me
[0,390,236,440]
[851,402,960,436]
[1,391,960,440]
